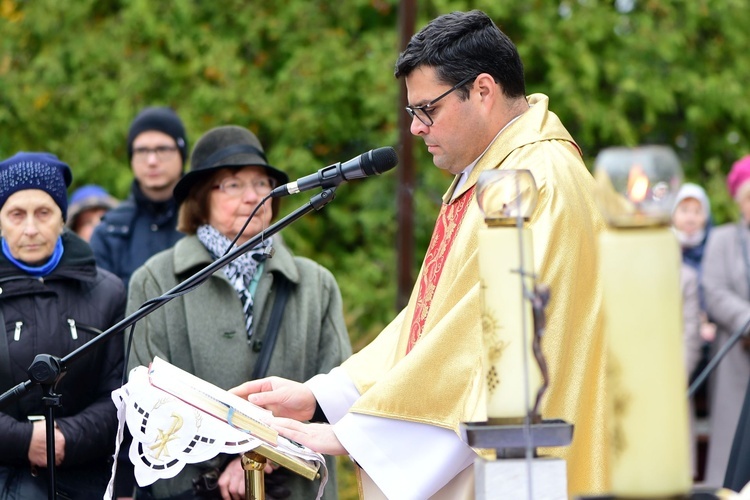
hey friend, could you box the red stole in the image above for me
[406,186,476,354]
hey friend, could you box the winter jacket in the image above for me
[702,222,750,486]
[89,181,183,289]
[0,231,126,470]
[127,234,351,500]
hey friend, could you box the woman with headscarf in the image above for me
[672,183,715,479]
[0,152,126,499]
[701,155,750,486]
[126,126,351,500]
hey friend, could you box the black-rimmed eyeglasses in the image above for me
[132,145,179,163]
[405,75,477,127]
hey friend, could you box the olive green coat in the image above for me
[127,235,351,499]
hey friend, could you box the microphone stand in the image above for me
[0,188,337,500]
[688,315,750,398]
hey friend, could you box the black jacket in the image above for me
[0,231,126,468]
[726,378,750,490]
[89,181,183,289]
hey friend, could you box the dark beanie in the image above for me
[127,106,188,165]
[0,152,73,220]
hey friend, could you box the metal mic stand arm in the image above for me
[688,314,750,398]
[0,188,336,500]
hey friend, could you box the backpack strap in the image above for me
[251,274,293,380]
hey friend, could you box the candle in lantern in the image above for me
[595,146,691,496]
[476,169,542,422]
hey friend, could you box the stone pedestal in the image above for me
[475,455,568,500]
[461,419,573,500]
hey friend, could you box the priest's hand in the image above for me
[230,377,316,421]
[271,417,347,456]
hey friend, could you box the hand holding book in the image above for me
[230,377,318,422]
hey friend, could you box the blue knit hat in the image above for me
[66,184,119,230]
[0,152,73,220]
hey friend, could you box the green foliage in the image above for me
[2,0,749,356]
[3,0,750,354]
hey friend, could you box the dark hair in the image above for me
[394,10,525,99]
[176,168,279,235]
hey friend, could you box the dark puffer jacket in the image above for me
[89,180,183,290]
[0,231,126,470]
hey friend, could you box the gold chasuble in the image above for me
[342,94,608,495]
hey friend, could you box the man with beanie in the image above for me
[90,106,188,290]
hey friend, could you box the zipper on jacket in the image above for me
[68,319,78,340]
[13,321,22,341]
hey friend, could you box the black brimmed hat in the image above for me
[174,125,288,205]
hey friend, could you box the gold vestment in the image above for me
[342,94,608,494]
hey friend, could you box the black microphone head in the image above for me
[361,147,399,176]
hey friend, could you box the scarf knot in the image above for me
[196,225,271,339]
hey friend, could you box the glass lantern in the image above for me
[594,146,683,228]
[476,169,539,225]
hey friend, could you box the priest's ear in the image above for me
[474,73,498,101]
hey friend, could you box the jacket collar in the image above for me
[131,180,178,218]
[0,230,97,282]
[172,234,300,284]
[445,93,580,203]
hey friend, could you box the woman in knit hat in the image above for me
[0,152,126,499]
[125,126,351,500]
[701,154,750,486]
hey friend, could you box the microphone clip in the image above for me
[252,245,275,262]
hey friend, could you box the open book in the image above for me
[148,356,277,444]
[145,356,322,480]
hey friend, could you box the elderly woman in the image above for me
[702,155,750,486]
[0,152,126,499]
[127,126,351,500]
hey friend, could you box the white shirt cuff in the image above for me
[305,367,359,424]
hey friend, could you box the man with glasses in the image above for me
[232,9,608,498]
[90,107,187,499]
[90,106,188,290]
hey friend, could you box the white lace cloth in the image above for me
[105,366,327,500]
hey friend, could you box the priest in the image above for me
[232,9,608,498]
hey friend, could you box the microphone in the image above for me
[270,147,398,198]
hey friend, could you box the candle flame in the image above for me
[627,164,649,203]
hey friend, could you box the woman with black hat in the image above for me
[0,152,126,499]
[126,126,351,500]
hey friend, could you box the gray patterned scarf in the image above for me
[196,224,271,340]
